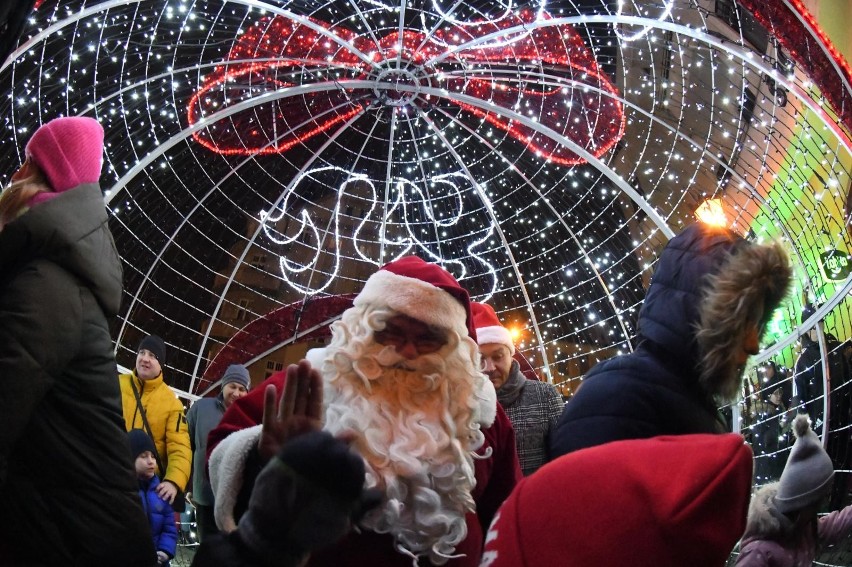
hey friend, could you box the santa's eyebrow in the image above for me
[422,325,449,340]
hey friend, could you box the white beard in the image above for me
[322,340,481,565]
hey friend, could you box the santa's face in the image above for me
[321,310,483,564]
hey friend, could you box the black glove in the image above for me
[236,431,381,567]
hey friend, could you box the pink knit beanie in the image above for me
[25,116,104,206]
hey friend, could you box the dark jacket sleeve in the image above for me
[549,349,723,458]
[550,371,663,457]
[793,349,818,416]
[0,262,79,485]
[474,404,522,534]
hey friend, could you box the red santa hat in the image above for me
[353,255,476,341]
[471,302,515,355]
[482,433,753,567]
[25,116,105,206]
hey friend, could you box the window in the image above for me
[265,360,283,378]
[236,298,251,321]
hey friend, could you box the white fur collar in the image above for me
[476,375,497,428]
[209,424,262,532]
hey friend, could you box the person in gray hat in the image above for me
[736,414,852,566]
[187,363,251,541]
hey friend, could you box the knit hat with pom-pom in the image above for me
[775,415,834,513]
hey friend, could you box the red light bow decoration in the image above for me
[188,9,625,166]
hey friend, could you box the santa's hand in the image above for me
[238,431,380,564]
[258,360,323,462]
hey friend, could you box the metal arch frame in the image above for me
[749,276,852,444]
[71,88,803,383]
[9,4,851,395]
[10,8,851,219]
[414,109,556,379]
[419,14,852,155]
[97,76,674,385]
[2,0,383,72]
[428,103,637,364]
[420,21,822,275]
[186,107,377,393]
[781,0,852,100]
[112,93,367,357]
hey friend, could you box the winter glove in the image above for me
[237,430,382,567]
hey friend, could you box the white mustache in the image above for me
[373,346,413,369]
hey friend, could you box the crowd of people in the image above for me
[1,116,851,566]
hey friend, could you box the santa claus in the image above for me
[206,256,521,567]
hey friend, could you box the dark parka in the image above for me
[186,394,227,506]
[551,223,791,457]
[0,184,156,566]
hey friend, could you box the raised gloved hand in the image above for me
[237,430,382,566]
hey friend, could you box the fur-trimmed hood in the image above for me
[638,223,791,401]
[743,483,788,539]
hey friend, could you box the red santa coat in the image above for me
[207,369,521,567]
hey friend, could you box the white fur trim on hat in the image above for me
[209,424,262,532]
[353,269,468,336]
[476,325,515,355]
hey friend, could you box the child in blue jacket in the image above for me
[130,429,178,565]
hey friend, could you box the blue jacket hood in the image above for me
[637,223,743,373]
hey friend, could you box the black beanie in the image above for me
[138,334,166,364]
[128,429,156,460]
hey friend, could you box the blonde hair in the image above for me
[0,164,49,231]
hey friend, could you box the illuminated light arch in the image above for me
[3,2,852,478]
[186,8,626,166]
[614,0,674,42]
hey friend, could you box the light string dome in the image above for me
[1,3,851,508]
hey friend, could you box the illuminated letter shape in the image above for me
[260,166,498,298]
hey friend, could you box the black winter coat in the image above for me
[0,184,156,566]
[551,223,790,457]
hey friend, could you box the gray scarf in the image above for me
[496,360,526,407]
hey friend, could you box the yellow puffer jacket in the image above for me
[119,371,192,491]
